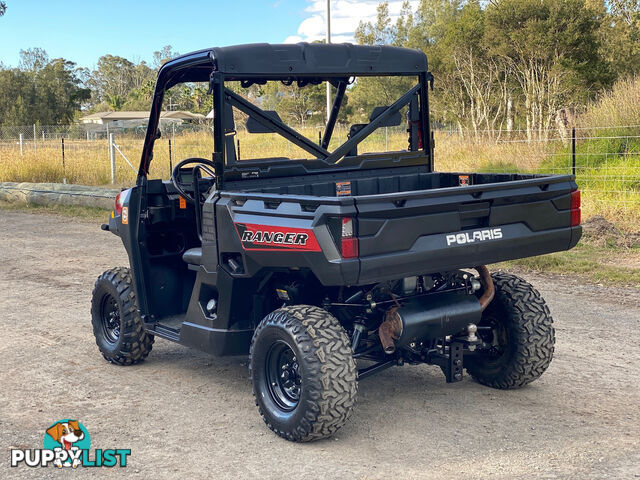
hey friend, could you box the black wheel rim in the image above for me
[100,294,121,344]
[265,341,301,412]
[477,315,507,361]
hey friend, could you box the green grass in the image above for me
[0,200,109,222]
[500,242,640,287]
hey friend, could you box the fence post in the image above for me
[110,133,116,184]
[33,124,37,154]
[168,138,173,176]
[571,127,576,176]
[61,138,66,184]
[19,133,24,155]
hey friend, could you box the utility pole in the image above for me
[326,0,331,124]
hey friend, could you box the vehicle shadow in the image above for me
[138,338,520,443]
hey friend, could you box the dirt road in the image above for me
[1,210,639,479]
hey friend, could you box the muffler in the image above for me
[378,291,482,354]
[378,267,494,354]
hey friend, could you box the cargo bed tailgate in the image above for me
[354,175,581,284]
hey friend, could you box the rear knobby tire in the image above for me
[249,305,358,442]
[91,267,154,365]
[466,272,555,389]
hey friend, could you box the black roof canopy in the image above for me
[139,43,430,180]
[157,43,428,89]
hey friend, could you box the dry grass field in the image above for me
[1,125,638,230]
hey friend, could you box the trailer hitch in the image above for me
[426,341,464,383]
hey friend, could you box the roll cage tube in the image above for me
[136,44,433,185]
[137,49,215,184]
[224,82,425,166]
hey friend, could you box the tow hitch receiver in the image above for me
[426,341,465,383]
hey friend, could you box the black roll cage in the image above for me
[136,43,433,188]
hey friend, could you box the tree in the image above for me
[355,2,395,45]
[0,50,90,125]
[485,0,612,139]
[275,83,326,127]
[0,69,33,124]
[35,58,91,123]
[19,48,49,72]
[598,0,640,77]
[0,1,6,16]
[353,3,416,123]
[123,78,155,111]
[153,45,179,70]
[88,55,154,110]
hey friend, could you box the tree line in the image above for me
[354,0,640,138]
[0,0,638,137]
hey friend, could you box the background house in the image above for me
[81,110,206,128]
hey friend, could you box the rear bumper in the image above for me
[357,224,581,284]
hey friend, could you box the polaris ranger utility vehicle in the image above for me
[92,43,582,442]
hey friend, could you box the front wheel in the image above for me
[249,305,358,442]
[91,267,154,365]
[466,272,555,389]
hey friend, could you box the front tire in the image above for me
[249,305,358,442]
[466,272,555,389]
[91,267,154,365]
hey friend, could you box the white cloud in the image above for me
[284,35,305,44]
[285,0,418,44]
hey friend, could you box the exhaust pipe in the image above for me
[378,266,494,354]
[474,265,495,312]
[379,307,402,354]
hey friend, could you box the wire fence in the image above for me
[0,121,638,225]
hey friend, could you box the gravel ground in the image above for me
[0,210,639,479]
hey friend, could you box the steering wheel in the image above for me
[170,157,217,204]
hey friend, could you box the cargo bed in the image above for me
[216,167,581,286]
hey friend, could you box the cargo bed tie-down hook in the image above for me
[378,266,495,354]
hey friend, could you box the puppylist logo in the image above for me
[10,419,131,468]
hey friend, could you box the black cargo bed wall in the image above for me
[225,170,544,197]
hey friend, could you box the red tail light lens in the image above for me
[341,237,359,259]
[114,189,130,216]
[571,208,581,227]
[571,190,581,210]
[337,217,358,259]
[114,192,124,215]
[570,190,581,227]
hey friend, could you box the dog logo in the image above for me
[11,420,130,468]
[44,419,90,468]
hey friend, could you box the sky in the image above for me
[0,0,415,70]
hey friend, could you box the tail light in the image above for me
[408,120,423,149]
[114,192,124,215]
[341,217,359,259]
[570,190,581,227]
[114,188,130,216]
[329,217,359,259]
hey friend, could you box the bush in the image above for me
[579,76,640,130]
